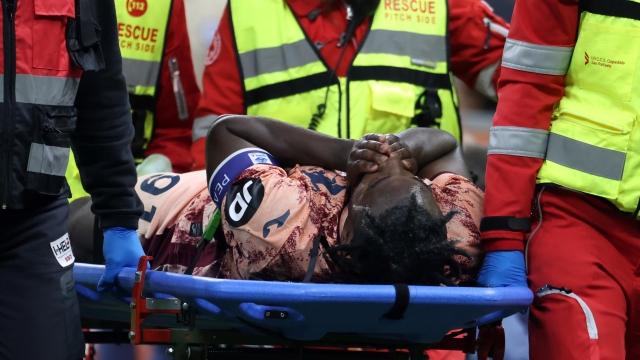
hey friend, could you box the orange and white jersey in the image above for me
[135,170,218,276]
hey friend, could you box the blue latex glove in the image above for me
[478,250,527,288]
[97,227,148,292]
[478,250,529,316]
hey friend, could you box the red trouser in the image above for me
[527,186,640,360]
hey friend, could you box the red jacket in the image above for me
[481,0,580,251]
[190,0,509,170]
[144,0,201,174]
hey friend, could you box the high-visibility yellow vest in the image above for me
[66,0,172,201]
[537,1,640,215]
[229,0,461,141]
[116,0,172,160]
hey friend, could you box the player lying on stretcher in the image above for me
[69,115,484,285]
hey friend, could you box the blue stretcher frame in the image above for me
[74,263,532,349]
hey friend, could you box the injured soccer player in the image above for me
[69,115,484,286]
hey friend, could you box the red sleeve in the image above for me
[448,0,508,95]
[481,0,579,251]
[145,0,201,173]
[191,4,245,171]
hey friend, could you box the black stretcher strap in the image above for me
[185,209,221,276]
[382,284,410,320]
[184,239,205,276]
[303,235,323,283]
[480,216,531,232]
[583,0,640,21]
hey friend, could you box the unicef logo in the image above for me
[127,0,147,17]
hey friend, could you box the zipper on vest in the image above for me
[1,0,15,209]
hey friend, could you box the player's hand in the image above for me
[383,134,418,175]
[346,134,389,188]
[346,134,417,188]
[97,227,148,292]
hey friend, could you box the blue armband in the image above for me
[208,148,278,208]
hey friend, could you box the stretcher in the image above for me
[74,257,533,360]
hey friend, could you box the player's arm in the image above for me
[205,115,354,181]
[396,128,469,179]
[482,0,579,251]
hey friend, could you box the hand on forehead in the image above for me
[346,133,418,189]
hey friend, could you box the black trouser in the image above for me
[0,199,85,360]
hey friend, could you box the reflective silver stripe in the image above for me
[488,126,549,158]
[239,39,319,79]
[192,114,219,142]
[538,288,598,339]
[0,75,80,106]
[483,17,509,38]
[26,143,70,176]
[359,30,447,63]
[475,60,499,101]
[546,133,626,180]
[502,39,574,75]
[4,74,79,106]
[122,58,161,88]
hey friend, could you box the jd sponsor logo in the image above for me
[127,0,147,17]
[584,52,625,69]
[224,178,264,227]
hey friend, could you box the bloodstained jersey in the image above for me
[217,165,485,284]
[138,165,484,283]
[218,165,349,282]
[136,170,219,276]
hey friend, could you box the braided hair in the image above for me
[328,193,470,286]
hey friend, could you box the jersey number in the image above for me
[140,174,180,222]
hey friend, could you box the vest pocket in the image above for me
[551,108,633,149]
[26,106,77,195]
[541,108,633,199]
[32,0,75,71]
[365,82,415,134]
[574,21,640,102]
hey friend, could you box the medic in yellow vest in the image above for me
[190,0,510,171]
[66,0,201,200]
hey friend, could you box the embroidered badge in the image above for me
[50,233,75,267]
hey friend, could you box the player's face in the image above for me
[340,155,440,242]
